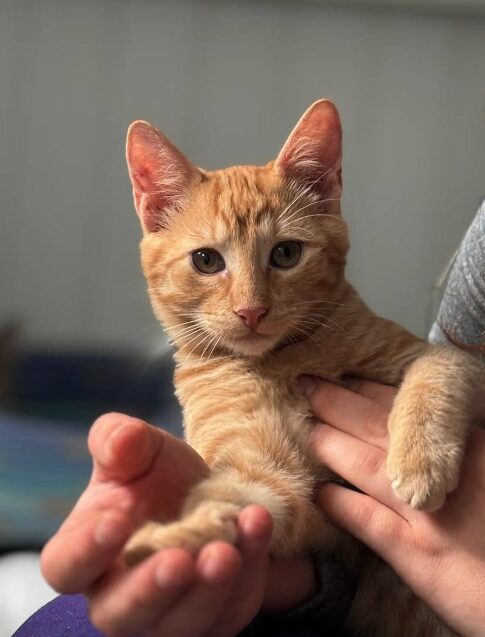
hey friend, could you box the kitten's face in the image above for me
[127,100,349,358]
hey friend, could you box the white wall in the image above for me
[0,0,484,351]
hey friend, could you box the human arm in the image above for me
[300,377,485,637]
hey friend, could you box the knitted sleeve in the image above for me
[428,198,485,360]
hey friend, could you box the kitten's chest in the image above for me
[262,343,350,391]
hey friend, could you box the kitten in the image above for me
[123,100,482,636]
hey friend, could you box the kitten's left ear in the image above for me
[126,121,199,233]
[275,99,342,200]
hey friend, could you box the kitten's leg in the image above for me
[123,499,241,566]
[123,467,322,565]
[387,346,482,510]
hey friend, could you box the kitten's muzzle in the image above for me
[234,306,269,332]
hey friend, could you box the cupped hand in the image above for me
[41,413,315,637]
[41,413,209,596]
[302,378,485,637]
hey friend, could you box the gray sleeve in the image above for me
[428,199,485,360]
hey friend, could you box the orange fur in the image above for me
[123,101,482,636]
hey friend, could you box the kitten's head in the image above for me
[126,99,349,359]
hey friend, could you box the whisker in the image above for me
[290,299,345,308]
[168,319,200,335]
[299,313,357,351]
[208,334,223,360]
[276,160,340,225]
[177,328,208,351]
[278,197,340,229]
[280,213,342,238]
[297,212,341,222]
[277,226,315,238]
[291,325,322,347]
[168,324,204,342]
[277,164,340,222]
[181,332,212,364]
[278,199,319,227]
[167,318,199,328]
[200,333,218,361]
[275,183,314,224]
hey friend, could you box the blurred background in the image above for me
[0,0,484,633]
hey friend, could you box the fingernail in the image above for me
[238,506,273,545]
[198,545,221,580]
[95,512,129,547]
[296,375,317,397]
[107,423,130,456]
[107,422,148,460]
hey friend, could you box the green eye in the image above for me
[270,241,302,269]
[191,248,225,274]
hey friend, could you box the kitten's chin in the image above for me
[227,332,279,358]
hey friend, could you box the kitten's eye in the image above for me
[270,241,302,269]
[191,248,225,274]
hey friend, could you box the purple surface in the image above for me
[12,594,138,637]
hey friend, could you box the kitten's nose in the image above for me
[235,306,268,331]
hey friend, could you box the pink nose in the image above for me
[235,306,268,331]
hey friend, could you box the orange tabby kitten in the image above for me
[123,100,482,636]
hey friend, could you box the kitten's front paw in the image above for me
[387,448,461,511]
[123,501,241,567]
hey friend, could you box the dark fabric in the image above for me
[282,552,355,633]
[240,552,355,637]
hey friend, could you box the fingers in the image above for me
[41,509,134,594]
[346,379,397,410]
[299,379,391,449]
[43,413,209,595]
[317,483,410,566]
[88,549,195,637]
[88,413,163,484]
[311,424,406,515]
[150,542,242,637]
[206,506,272,637]
[87,412,208,521]
[86,507,272,637]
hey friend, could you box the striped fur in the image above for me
[122,102,482,636]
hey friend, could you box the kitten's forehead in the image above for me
[194,164,286,242]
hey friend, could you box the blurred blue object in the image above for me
[12,350,178,425]
[0,349,182,549]
[0,409,91,547]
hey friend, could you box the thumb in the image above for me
[88,413,164,484]
[88,413,210,498]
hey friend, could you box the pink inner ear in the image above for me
[127,124,163,193]
[131,160,157,194]
[126,121,196,232]
[276,100,342,198]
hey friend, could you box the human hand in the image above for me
[301,378,485,637]
[41,413,315,637]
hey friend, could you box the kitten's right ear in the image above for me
[126,121,198,232]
